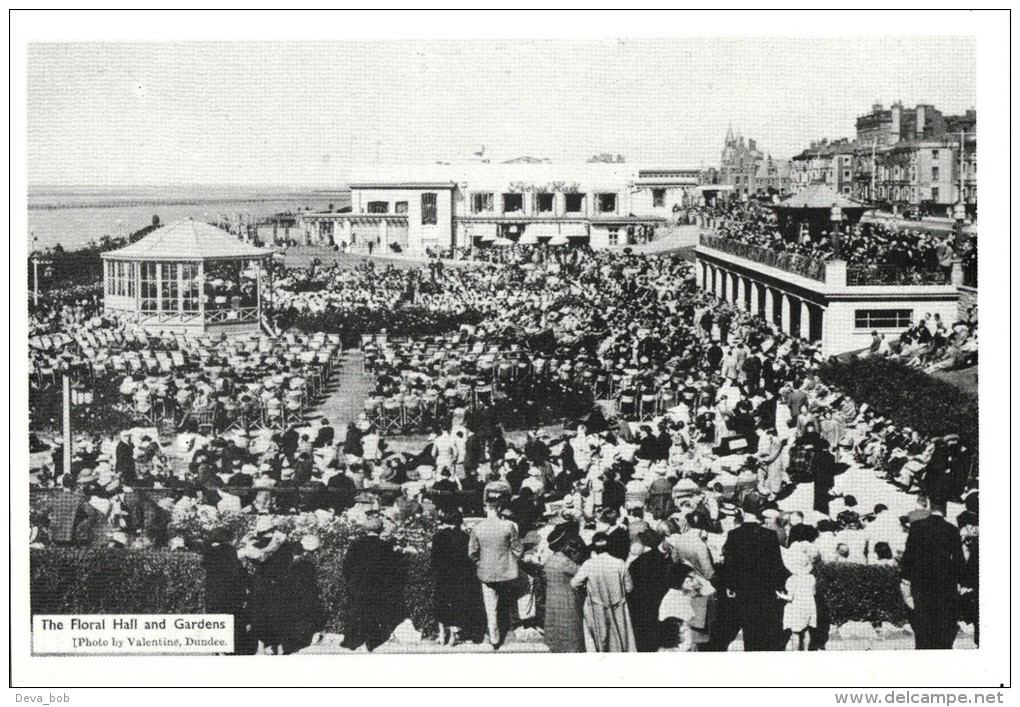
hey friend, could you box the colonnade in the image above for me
[698,260,823,343]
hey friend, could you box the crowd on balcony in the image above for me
[705,201,976,278]
[31,242,978,653]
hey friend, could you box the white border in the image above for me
[8,9,1012,692]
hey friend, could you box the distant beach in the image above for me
[27,185,350,251]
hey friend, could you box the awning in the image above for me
[518,232,538,245]
[560,223,590,238]
[467,223,498,242]
[549,234,569,246]
[524,223,559,240]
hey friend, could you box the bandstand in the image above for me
[100,220,276,335]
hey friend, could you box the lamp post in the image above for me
[829,203,844,260]
[30,254,53,308]
[61,378,95,479]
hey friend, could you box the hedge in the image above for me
[31,548,205,615]
[30,547,911,643]
[815,562,908,627]
[817,357,978,452]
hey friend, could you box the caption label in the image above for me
[33,614,233,654]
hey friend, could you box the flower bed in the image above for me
[817,357,978,452]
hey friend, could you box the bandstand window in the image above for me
[161,262,179,312]
[140,262,158,312]
[181,262,200,312]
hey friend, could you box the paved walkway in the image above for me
[314,350,375,429]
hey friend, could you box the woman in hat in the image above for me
[569,532,637,652]
[542,523,587,653]
[430,509,484,646]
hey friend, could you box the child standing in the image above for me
[777,547,817,650]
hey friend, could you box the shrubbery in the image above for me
[31,548,205,615]
[31,540,911,642]
[817,357,978,451]
[816,562,908,627]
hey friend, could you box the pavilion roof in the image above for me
[101,220,275,261]
[774,184,868,210]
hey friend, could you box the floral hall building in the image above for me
[101,220,276,335]
[297,162,705,256]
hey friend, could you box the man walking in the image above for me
[468,491,523,649]
[900,502,964,649]
[716,497,790,651]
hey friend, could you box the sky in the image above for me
[27,37,976,186]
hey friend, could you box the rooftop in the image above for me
[101,220,275,261]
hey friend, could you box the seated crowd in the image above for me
[31,241,978,654]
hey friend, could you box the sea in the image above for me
[27,185,351,252]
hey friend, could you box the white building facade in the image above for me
[298,163,702,256]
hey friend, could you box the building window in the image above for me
[843,186,851,195]
[502,193,523,213]
[564,193,585,213]
[652,188,666,208]
[932,187,940,202]
[843,170,851,180]
[908,167,917,183]
[394,201,408,214]
[892,187,900,201]
[855,309,913,329]
[421,193,438,225]
[931,166,940,181]
[607,228,619,246]
[536,193,555,213]
[932,149,939,160]
[367,201,389,214]
[140,262,158,312]
[471,193,494,213]
[597,193,617,213]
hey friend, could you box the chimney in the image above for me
[872,103,883,112]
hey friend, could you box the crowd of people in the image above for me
[862,307,979,374]
[30,234,979,654]
[707,199,977,279]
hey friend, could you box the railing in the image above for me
[205,306,259,324]
[699,233,827,282]
[846,265,951,286]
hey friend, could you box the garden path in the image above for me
[314,350,375,430]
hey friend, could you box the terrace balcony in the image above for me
[698,233,953,287]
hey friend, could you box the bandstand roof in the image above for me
[100,220,276,262]
[774,184,868,211]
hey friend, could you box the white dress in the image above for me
[782,573,817,632]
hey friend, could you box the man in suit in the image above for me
[715,497,790,651]
[900,502,965,649]
[341,516,400,651]
[115,432,136,485]
[313,418,335,449]
[957,510,979,647]
[468,492,523,648]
